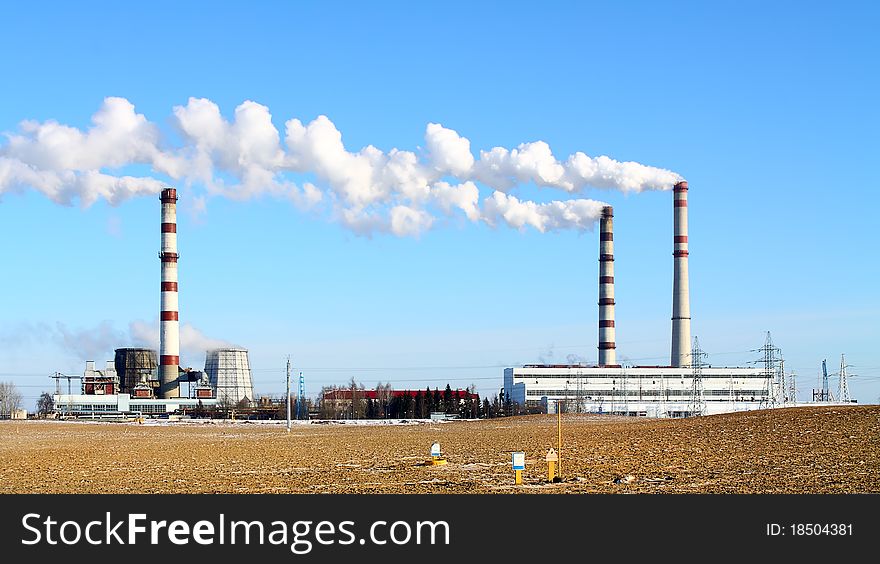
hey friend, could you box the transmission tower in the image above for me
[838,355,850,403]
[779,359,787,405]
[622,367,629,416]
[296,370,306,419]
[688,336,706,416]
[789,370,797,405]
[823,359,833,401]
[756,332,783,409]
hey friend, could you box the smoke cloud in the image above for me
[0,319,230,364]
[129,319,233,359]
[0,97,682,236]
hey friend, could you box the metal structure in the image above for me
[598,205,617,367]
[688,336,706,416]
[671,180,692,367]
[159,187,181,399]
[205,348,255,405]
[838,354,850,403]
[757,332,783,409]
[297,370,305,420]
[813,359,834,402]
[114,347,158,393]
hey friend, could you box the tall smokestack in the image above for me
[598,206,616,367]
[159,187,180,398]
[671,180,691,367]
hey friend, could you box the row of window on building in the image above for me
[526,389,767,397]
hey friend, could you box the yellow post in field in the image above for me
[557,402,562,479]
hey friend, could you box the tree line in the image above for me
[316,380,531,420]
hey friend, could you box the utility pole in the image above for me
[286,357,291,432]
[557,400,562,480]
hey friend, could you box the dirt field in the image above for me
[1,405,877,494]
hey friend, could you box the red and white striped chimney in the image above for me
[159,187,180,398]
[598,206,616,367]
[671,181,691,367]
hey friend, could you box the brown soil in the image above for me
[1,405,877,493]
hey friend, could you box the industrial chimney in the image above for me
[159,187,180,398]
[671,181,691,367]
[598,206,616,367]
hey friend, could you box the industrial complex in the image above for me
[46,181,854,420]
[503,181,855,416]
[51,188,255,418]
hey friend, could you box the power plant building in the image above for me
[504,365,769,417]
[504,182,772,417]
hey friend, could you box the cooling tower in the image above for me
[598,206,617,367]
[114,348,159,393]
[159,187,180,398]
[671,180,691,367]
[205,348,255,405]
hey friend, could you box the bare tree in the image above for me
[36,392,54,418]
[375,382,393,418]
[0,382,23,419]
[348,377,366,419]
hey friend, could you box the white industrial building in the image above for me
[504,365,770,417]
[52,392,218,418]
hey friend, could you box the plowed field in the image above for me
[1,405,877,493]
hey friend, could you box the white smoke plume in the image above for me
[0,97,682,235]
[482,192,607,233]
[5,319,230,363]
[53,321,127,361]
[128,319,233,360]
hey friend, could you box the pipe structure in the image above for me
[159,187,180,398]
[671,181,691,367]
[598,206,616,367]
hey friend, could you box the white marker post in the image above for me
[428,441,447,465]
[512,451,525,485]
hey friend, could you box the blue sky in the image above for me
[1,1,878,406]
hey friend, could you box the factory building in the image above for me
[504,365,769,417]
[503,182,771,417]
[53,357,217,418]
